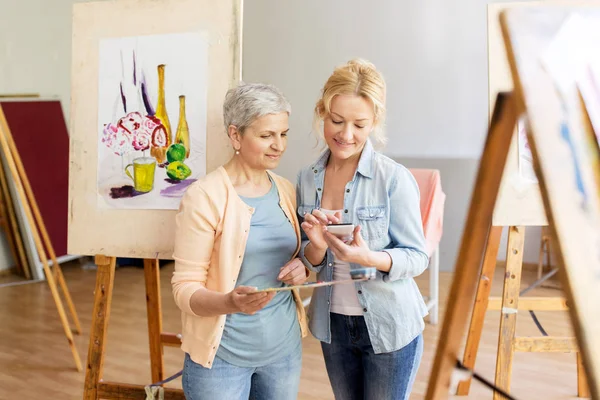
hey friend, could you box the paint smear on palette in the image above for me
[160,179,196,198]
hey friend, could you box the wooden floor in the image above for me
[0,259,586,400]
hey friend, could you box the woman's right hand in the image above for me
[301,209,341,251]
[227,286,276,315]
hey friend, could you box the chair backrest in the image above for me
[408,168,446,257]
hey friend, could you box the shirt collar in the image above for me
[311,139,375,179]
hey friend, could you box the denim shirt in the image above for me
[296,139,429,354]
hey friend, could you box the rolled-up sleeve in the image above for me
[171,185,218,316]
[382,167,429,282]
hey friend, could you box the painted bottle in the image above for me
[151,64,172,163]
[175,95,190,158]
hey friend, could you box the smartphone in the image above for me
[326,223,354,238]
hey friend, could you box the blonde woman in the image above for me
[172,82,308,400]
[297,60,428,399]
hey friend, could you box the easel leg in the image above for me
[144,258,164,384]
[424,92,517,400]
[3,118,83,335]
[0,105,81,370]
[494,226,525,400]
[41,256,83,371]
[83,255,116,400]
[53,264,83,334]
[577,352,590,398]
[0,133,30,279]
[456,225,503,395]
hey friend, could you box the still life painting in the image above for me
[97,32,208,210]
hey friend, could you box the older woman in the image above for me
[172,82,309,400]
[297,59,429,399]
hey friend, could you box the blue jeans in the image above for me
[182,343,302,400]
[321,313,423,400]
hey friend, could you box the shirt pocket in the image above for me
[356,206,387,241]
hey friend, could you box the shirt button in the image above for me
[317,188,321,191]
[328,263,333,267]
[344,209,348,213]
[358,290,362,294]
[363,308,367,312]
[313,169,318,174]
[346,189,350,193]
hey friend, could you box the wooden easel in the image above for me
[454,2,590,397]
[69,0,242,397]
[0,105,82,370]
[455,225,589,399]
[83,256,185,399]
[0,147,30,279]
[425,6,600,400]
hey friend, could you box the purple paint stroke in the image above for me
[160,179,197,198]
[120,82,127,113]
[133,50,137,85]
[141,70,155,115]
[109,185,146,199]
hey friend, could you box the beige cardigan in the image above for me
[171,166,308,368]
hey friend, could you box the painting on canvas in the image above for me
[97,32,208,210]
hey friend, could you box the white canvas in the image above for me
[96,32,208,210]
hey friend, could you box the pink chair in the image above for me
[409,168,446,325]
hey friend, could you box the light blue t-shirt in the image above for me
[216,178,301,367]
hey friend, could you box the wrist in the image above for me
[308,241,327,253]
[224,291,238,313]
[362,250,375,266]
[367,250,392,273]
[306,242,327,265]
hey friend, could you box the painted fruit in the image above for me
[167,161,192,180]
[166,143,187,163]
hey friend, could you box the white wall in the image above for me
[1,0,84,122]
[0,0,85,271]
[242,0,543,269]
[0,0,543,272]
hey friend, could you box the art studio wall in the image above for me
[243,0,542,271]
[0,0,543,272]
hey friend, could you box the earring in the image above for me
[235,149,240,155]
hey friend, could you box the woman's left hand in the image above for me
[277,258,309,286]
[323,225,372,265]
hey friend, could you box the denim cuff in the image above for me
[300,240,326,273]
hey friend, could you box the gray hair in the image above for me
[223,82,291,133]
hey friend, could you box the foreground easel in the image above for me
[84,256,185,399]
[456,225,589,399]
[0,105,82,371]
[425,7,600,399]
[452,2,589,396]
